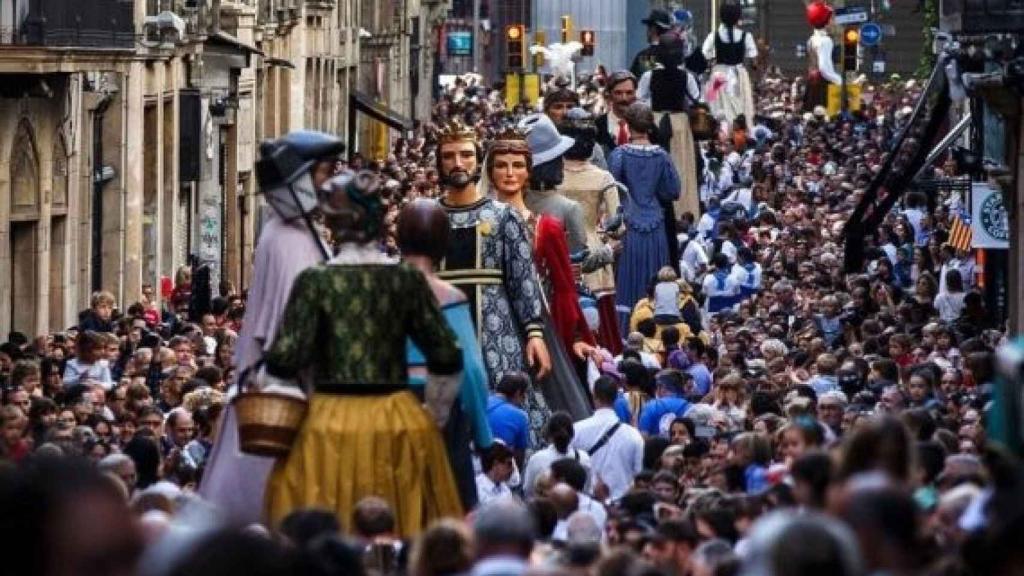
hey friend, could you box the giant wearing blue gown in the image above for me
[610,143,681,333]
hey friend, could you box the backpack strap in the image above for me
[587,422,622,456]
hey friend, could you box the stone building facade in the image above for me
[0,0,434,338]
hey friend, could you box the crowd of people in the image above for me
[0,5,1020,576]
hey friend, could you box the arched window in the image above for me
[10,119,40,216]
[9,118,40,336]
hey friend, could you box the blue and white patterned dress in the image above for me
[438,197,550,445]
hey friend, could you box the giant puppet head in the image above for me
[436,120,483,189]
[806,1,833,29]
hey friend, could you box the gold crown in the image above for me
[488,127,530,154]
[493,126,528,143]
[438,120,478,144]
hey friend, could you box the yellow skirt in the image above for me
[655,111,701,220]
[265,391,463,537]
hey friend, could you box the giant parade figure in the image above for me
[435,121,554,442]
[702,1,757,126]
[262,170,464,536]
[804,0,842,112]
[198,131,343,525]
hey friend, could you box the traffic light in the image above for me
[506,24,525,70]
[580,29,595,56]
[843,27,859,72]
[533,29,547,69]
[560,15,572,43]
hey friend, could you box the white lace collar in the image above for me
[327,242,397,265]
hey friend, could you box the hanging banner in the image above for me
[523,73,541,108]
[505,73,521,111]
[972,182,1009,249]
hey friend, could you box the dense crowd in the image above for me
[0,24,1018,576]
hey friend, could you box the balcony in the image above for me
[0,0,136,50]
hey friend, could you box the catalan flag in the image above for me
[948,209,973,252]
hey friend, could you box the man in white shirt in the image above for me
[476,442,516,507]
[550,458,608,533]
[716,221,740,265]
[937,244,962,294]
[696,197,721,244]
[679,233,709,285]
[901,192,927,245]
[522,417,592,497]
[731,246,762,300]
[702,253,741,315]
[571,377,644,500]
[718,152,748,195]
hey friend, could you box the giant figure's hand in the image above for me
[526,337,551,380]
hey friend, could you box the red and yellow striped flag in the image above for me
[948,212,972,252]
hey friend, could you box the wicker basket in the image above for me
[234,391,308,458]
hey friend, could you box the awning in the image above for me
[203,30,264,69]
[207,30,264,56]
[350,91,414,132]
[264,56,295,69]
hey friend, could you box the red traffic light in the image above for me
[844,28,859,44]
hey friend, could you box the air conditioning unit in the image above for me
[941,0,1024,34]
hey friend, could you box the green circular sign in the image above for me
[980,193,1009,242]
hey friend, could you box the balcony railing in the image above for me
[1,0,136,49]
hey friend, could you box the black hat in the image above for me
[642,8,673,31]
[721,2,742,26]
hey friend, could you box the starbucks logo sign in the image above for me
[980,193,1009,242]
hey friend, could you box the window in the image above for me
[10,119,39,216]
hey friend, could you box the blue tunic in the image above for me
[408,300,494,509]
[609,144,681,332]
[408,301,494,450]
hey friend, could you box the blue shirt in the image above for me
[687,362,713,396]
[638,396,691,437]
[613,393,632,424]
[745,464,769,493]
[486,395,529,451]
[408,302,494,449]
[808,375,838,395]
[815,314,843,347]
